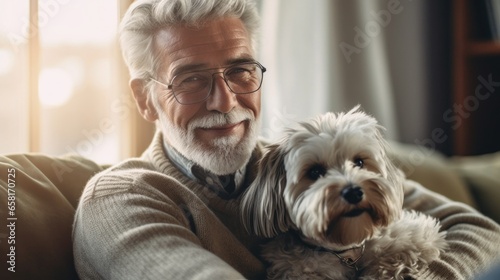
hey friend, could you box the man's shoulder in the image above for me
[80,157,184,203]
[90,157,155,182]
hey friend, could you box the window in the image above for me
[0,1,29,156]
[0,0,154,164]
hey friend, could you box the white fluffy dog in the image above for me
[241,107,447,279]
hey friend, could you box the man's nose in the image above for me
[205,74,238,113]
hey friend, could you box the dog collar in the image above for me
[292,231,365,271]
[329,243,365,271]
[305,241,365,271]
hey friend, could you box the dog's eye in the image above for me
[353,158,364,168]
[307,164,326,180]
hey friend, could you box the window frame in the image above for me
[24,0,155,160]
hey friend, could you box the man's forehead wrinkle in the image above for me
[168,47,253,77]
[168,37,250,59]
[154,29,248,53]
[159,42,252,77]
[158,30,249,52]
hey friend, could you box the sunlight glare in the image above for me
[38,68,74,107]
[0,49,14,76]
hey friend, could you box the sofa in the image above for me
[0,143,499,279]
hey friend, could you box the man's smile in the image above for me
[199,120,246,136]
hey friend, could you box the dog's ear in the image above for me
[241,143,292,238]
[375,127,405,204]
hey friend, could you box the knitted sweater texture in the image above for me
[73,132,500,279]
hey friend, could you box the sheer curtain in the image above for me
[258,0,398,141]
[257,0,442,146]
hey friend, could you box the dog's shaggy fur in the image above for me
[241,107,447,279]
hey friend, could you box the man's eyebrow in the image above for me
[172,57,256,76]
[226,56,256,65]
[171,63,207,77]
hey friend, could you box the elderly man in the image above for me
[72,0,500,279]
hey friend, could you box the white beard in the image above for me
[157,107,260,175]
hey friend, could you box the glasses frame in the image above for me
[150,61,266,105]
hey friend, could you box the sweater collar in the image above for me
[144,131,255,199]
[163,141,247,197]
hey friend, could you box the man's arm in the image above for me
[403,179,500,279]
[72,172,246,280]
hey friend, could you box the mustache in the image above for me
[188,108,255,129]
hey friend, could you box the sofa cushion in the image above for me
[449,152,500,224]
[0,154,105,280]
[388,142,477,208]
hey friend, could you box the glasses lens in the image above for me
[171,72,212,104]
[170,62,265,104]
[225,63,263,94]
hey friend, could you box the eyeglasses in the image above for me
[151,61,266,105]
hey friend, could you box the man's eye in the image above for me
[226,68,253,81]
[353,158,364,168]
[178,74,206,85]
[227,67,249,74]
[307,164,326,180]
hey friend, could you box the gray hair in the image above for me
[119,0,260,82]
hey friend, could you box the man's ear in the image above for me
[130,79,158,122]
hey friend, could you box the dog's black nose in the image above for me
[341,185,364,204]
